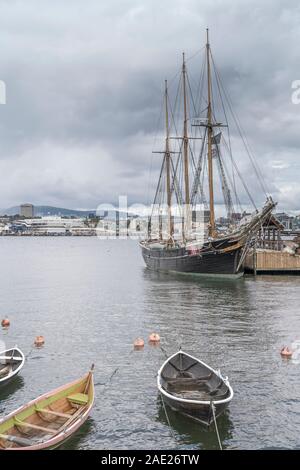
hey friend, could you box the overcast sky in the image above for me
[0,0,300,212]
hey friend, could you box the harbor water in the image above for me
[0,237,299,450]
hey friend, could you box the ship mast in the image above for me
[182,52,190,239]
[164,79,173,243]
[206,29,216,237]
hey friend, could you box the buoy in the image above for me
[34,336,45,348]
[149,332,160,344]
[133,338,144,350]
[1,318,10,328]
[280,346,293,358]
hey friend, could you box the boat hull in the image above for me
[162,394,229,426]
[140,243,243,277]
[0,370,94,450]
[158,351,233,426]
[0,374,19,389]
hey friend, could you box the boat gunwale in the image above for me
[157,350,233,406]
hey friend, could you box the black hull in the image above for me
[0,375,17,389]
[158,351,233,426]
[140,242,244,277]
[162,394,229,426]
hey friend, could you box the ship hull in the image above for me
[140,242,244,278]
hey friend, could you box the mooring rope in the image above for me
[25,348,34,360]
[159,344,170,360]
[211,401,222,451]
[160,395,177,442]
[96,349,135,391]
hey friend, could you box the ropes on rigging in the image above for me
[211,53,269,197]
[148,42,271,237]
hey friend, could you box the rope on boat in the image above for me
[159,345,170,360]
[160,395,176,442]
[97,349,135,390]
[211,401,222,451]
[25,348,34,360]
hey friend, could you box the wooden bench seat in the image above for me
[67,393,88,406]
[14,418,57,434]
[35,407,71,419]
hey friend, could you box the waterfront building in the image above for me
[20,203,34,218]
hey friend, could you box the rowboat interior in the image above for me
[0,373,93,449]
[161,352,230,401]
[0,350,24,381]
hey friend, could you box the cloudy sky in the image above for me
[0,0,300,212]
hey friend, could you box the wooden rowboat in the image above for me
[0,347,25,389]
[0,365,94,450]
[157,351,233,426]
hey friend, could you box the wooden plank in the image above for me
[55,404,86,434]
[14,419,57,434]
[245,249,300,271]
[36,408,71,419]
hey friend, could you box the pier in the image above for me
[245,249,300,275]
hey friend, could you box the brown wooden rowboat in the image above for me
[0,365,94,450]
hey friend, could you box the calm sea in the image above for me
[0,237,299,449]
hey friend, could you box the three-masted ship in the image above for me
[140,30,275,278]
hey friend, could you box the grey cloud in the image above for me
[0,0,299,211]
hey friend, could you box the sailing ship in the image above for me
[140,30,275,278]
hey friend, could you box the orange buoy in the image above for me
[149,332,160,344]
[1,318,10,328]
[133,338,144,350]
[34,335,45,348]
[280,346,293,358]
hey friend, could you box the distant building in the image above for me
[192,210,210,224]
[257,214,284,251]
[231,212,242,222]
[275,212,294,231]
[20,204,34,218]
[10,222,28,233]
[292,215,300,231]
[218,217,229,226]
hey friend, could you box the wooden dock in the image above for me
[244,249,300,274]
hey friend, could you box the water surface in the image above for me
[0,237,299,449]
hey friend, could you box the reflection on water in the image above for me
[59,419,95,450]
[0,238,300,449]
[0,375,24,406]
[290,340,300,365]
[156,396,234,450]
